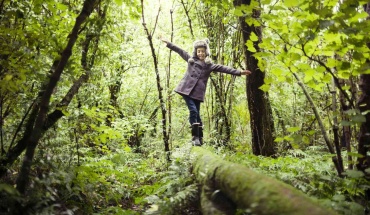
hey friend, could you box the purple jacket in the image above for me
[167,42,241,102]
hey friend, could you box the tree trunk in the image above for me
[191,147,338,215]
[141,0,170,161]
[331,79,344,173]
[233,0,276,156]
[356,73,370,171]
[357,3,370,172]
[15,0,97,195]
[0,1,104,178]
[339,79,353,169]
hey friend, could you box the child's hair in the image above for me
[189,39,212,64]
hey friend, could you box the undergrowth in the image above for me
[223,145,369,215]
[143,144,201,215]
[0,140,201,215]
[2,137,369,215]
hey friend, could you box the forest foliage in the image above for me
[0,0,370,214]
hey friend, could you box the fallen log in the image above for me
[191,147,338,215]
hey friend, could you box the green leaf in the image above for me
[271,68,284,76]
[351,114,366,123]
[284,135,294,141]
[291,134,302,143]
[259,84,270,92]
[319,20,335,29]
[56,3,68,11]
[302,135,310,144]
[340,62,351,70]
[284,0,301,7]
[260,0,272,4]
[257,59,267,71]
[0,184,19,196]
[345,109,359,115]
[307,130,316,135]
[333,194,346,202]
[246,40,256,52]
[326,58,336,68]
[312,71,323,80]
[340,120,352,126]
[4,74,12,81]
[245,17,254,26]
[290,53,301,61]
[287,127,300,132]
[347,152,364,158]
[318,50,334,56]
[303,69,315,83]
[115,0,123,6]
[317,66,326,73]
[275,137,284,142]
[303,74,312,83]
[365,168,370,174]
[234,8,244,17]
[342,85,351,90]
[353,51,364,61]
[345,170,365,179]
[348,11,369,24]
[124,146,131,152]
[322,73,332,83]
[264,76,273,84]
[250,32,259,42]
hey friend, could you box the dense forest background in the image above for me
[1,0,370,214]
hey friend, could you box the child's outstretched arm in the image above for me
[158,35,191,62]
[211,64,252,76]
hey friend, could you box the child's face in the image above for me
[196,47,206,61]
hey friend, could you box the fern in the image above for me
[142,144,200,215]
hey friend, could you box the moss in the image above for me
[191,147,338,215]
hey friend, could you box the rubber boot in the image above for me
[191,123,201,146]
[199,124,204,145]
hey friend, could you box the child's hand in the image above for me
[159,35,169,44]
[241,70,252,75]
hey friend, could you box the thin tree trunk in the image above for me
[291,71,342,176]
[15,0,97,195]
[0,96,3,155]
[339,79,353,169]
[180,0,195,38]
[331,78,344,172]
[234,0,276,156]
[166,4,175,151]
[141,0,170,161]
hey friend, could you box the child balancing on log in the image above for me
[160,36,251,146]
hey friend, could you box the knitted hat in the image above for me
[188,39,212,64]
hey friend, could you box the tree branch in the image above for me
[15,0,98,195]
[180,0,195,37]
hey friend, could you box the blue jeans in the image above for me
[182,95,202,125]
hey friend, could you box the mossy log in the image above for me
[191,147,338,215]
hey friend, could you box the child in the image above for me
[160,37,251,146]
